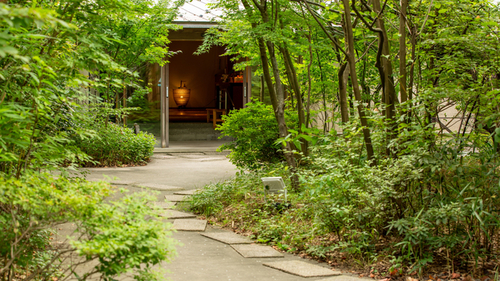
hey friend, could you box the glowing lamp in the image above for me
[173,81,191,107]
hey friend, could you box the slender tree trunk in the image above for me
[399,0,408,103]
[240,0,300,191]
[409,24,417,102]
[267,41,300,191]
[280,45,305,127]
[373,0,397,116]
[123,85,127,126]
[338,62,350,124]
[342,0,375,164]
[280,45,308,155]
[315,49,329,133]
[115,91,120,125]
[260,76,264,102]
[373,0,397,156]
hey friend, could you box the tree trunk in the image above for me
[409,24,417,102]
[241,0,300,191]
[342,0,375,164]
[338,62,350,124]
[266,41,300,191]
[279,45,309,155]
[399,0,408,103]
[123,86,127,126]
[373,0,397,155]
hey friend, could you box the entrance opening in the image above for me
[168,41,245,122]
[134,40,249,145]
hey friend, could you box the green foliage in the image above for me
[0,172,176,280]
[128,88,152,112]
[217,101,297,170]
[73,122,155,167]
[127,88,160,123]
[189,126,500,275]
[0,0,178,279]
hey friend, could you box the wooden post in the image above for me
[245,66,252,106]
[160,64,169,148]
[123,86,127,126]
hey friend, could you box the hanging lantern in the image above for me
[173,81,191,108]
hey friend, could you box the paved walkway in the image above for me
[80,141,367,281]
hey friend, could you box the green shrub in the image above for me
[73,122,156,167]
[217,101,297,170]
[0,172,176,280]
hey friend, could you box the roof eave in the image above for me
[174,21,219,29]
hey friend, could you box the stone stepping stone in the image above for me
[192,157,227,162]
[317,276,366,281]
[263,260,341,278]
[153,202,176,209]
[109,180,138,185]
[164,195,188,202]
[174,190,200,196]
[230,244,284,258]
[161,210,196,219]
[138,183,184,191]
[178,154,205,159]
[201,232,252,245]
[172,219,207,232]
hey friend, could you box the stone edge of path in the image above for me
[201,232,253,245]
[160,210,197,219]
[173,189,200,196]
[316,276,372,281]
[164,195,189,202]
[86,179,186,192]
[172,219,207,232]
[263,260,342,278]
[230,244,284,258]
[136,183,185,191]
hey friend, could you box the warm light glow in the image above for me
[173,83,191,107]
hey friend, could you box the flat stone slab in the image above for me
[137,183,184,191]
[109,180,137,185]
[161,210,196,219]
[317,276,367,281]
[231,244,284,258]
[153,202,176,209]
[164,195,188,202]
[173,190,200,196]
[201,232,252,245]
[191,157,227,162]
[178,154,206,158]
[172,219,207,232]
[263,260,341,277]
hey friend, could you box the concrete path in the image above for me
[79,141,366,281]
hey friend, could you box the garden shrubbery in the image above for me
[0,0,175,279]
[0,172,176,281]
[217,100,297,170]
[72,121,156,167]
[191,127,500,279]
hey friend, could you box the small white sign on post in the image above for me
[261,177,287,202]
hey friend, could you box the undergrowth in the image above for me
[189,134,500,280]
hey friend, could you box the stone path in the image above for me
[79,145,368,281]
[160,187,366,281]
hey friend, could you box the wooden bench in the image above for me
[206,109,226,129]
